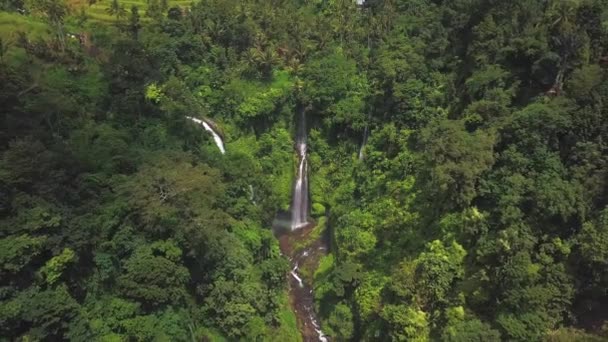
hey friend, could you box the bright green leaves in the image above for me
[353,272,388,322]
[328,93,367,130]
[39,248,76,285]
[335,210,377,262]
[230,70,294,120]
[442,311,501,342]
[256,127,294,212]
[311,202,326,218]
[326,303,354,340]
[202,277,264,338]
[391,240,466,311]
[439,207,489,245]
[380,304,430,342]
[66,297,194,341]
[145,83,163,103]
[4,0,608,340]
[302,51,368,129]
[303,51,353,101]
[237,86,285,118]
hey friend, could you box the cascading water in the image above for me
[274,107,328,341]
[185,116,226,154]
[248,184,256,205]
[289,246,328,342]
[358,124,369,160]
[291,108,309,230]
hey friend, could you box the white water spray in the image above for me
[291,108,309,230]
[311,312,328,342]
[358,124,369,160]
[185,116,226,154]
[291,264,304,288]
[248,184,256,204]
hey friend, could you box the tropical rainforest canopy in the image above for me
[2,0,608,341]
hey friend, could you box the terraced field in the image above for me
[0,11,48,39]
[70,0,193,22]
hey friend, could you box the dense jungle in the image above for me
[2,0,608,341]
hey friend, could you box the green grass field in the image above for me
[0,12,51,66]
[84,0,193,22]
[0,11,49,40]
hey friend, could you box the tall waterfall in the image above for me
[291,108,309,230]
[185,116,226,154]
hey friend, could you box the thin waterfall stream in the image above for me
[291,107,309,230]
[185,116,226,154]
[358,124,369,160]
[359,113,371,160]
[288,241,328,342]
[275,106,329,341]
[187,108,327,340]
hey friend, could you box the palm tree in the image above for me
[27,0,69,51]
[160,0,168,12]
[551,32,584,92]
[106,0,127,20]
[547,0,580,32]
[146,0,162,20]
[545,0,583,94]
[128,5,141,39]
[245,46,279,79]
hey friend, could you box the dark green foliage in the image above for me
[0,2,295,339]
[15,285,79,339]
[116,241,189,309]
[3,0,608,340]
[420,119,495,211]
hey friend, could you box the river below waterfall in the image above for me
[272,105,329,341]
[277,224,330,342]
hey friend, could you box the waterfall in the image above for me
[358,124,369,160]
[291,108,309,230]
[291,263,304,287]
[248,184,256,204]
[185,116,226,154]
